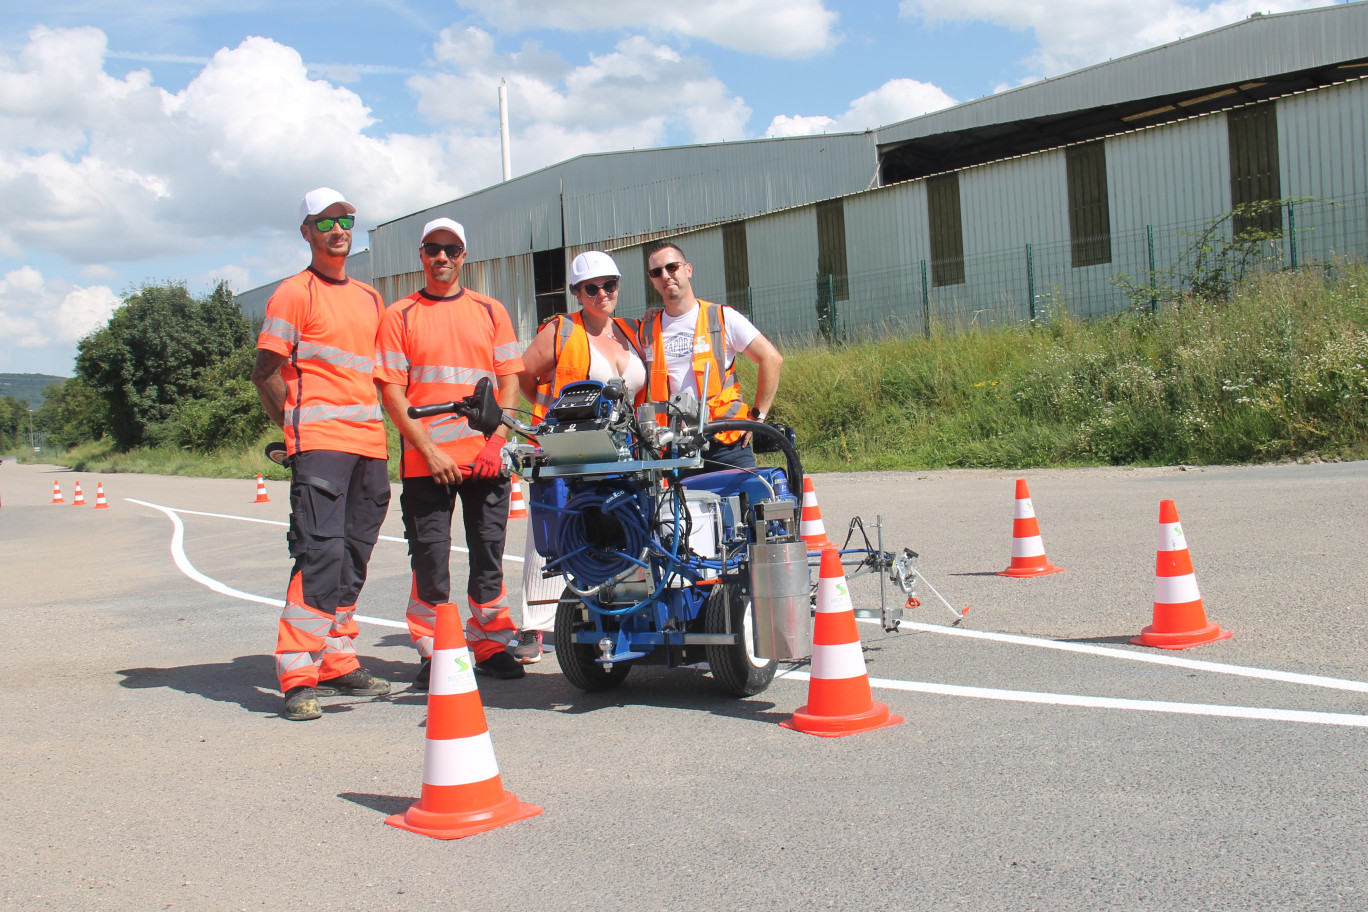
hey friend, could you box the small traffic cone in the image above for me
[386,601,542,839]
[781,548,904,737]
[72,479,86,506]
[800,477,836,551]
[252,474,270,504]
[998,479,1063,577]
[93,482,110,510]
[508,475,528,520]
[49,480,64,504]
[1132,500,1233,650]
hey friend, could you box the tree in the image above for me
[35,379,109,450]
[76,281,251,448]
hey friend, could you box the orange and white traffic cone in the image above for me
[1132,499,1232,650]
[998,479,1063,577]
[387,601,542,839]
[252,474,270,504]
[781,547,904,738]
[93,482,110,510]
[72,479,86,506]
[800,477,836,552]
[50,480,64,504]
[508,475,528,520]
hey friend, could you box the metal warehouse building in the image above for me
[239,4,1368,344]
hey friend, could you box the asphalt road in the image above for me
[2,458,1366,911]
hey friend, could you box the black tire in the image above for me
[704,583,777,697]
[554,588,631,692]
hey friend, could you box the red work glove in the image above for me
[467,435,505,480]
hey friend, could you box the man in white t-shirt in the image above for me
[639,241,783,473]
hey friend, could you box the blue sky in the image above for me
[0,0,1345,376]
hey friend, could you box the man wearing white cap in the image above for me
[251,188,392,721]
[375,217,527,683]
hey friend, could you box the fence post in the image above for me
[1026,243,1035,322]
[1287,201,1298,270]
[920,259,930,339]
[1147,225,1157,314]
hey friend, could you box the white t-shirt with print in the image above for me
[657,303,761,398]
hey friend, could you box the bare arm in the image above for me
[250,349,289,428]
[517,323,559,403]
[742,333,783,419]
[378,380,463,486]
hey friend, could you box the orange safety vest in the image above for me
[530,313,647,424]
[257,269,388,459]
[639,299,749,444]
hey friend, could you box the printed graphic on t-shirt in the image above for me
[663,330,695,360]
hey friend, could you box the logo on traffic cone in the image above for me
[1132,499,1233,650]
[781,548,904,737]
[50,480,64,504]
[508,475,528,520]
[998,479,1063,577]
[800,477,836,551]
[253,474,270,504]
[387,601,542,839]
[72,479,86,506]
[94,482,110,510]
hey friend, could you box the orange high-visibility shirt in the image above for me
[375,287,524,477]
[257,269,388,459]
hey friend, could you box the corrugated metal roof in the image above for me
[875,4,1368,148]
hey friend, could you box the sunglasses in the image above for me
[648,261,684,279]
[311,215,355,231]
[421,242,465,258]
[579,279,619,297]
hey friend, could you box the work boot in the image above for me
[475,651,526,679]
[412,657,431,692]
[316,668,391,697]
[511,629,543,664]
[282,686,322,721]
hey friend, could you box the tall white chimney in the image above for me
[499,79,512,182]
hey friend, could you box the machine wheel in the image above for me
[704,583,777,697]
[554,588,631,692]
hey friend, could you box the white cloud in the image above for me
[0,267,119,353]
[766,78,957,137]
[454,0,841,59]
[410,30,752,175]
[899,0,1333,77]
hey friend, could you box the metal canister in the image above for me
[748,541,812,659]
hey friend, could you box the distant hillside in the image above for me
[0,373,69,409]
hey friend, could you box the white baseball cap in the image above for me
[299,187,356,224]
[569,251,621,286]
[420,217,466,246]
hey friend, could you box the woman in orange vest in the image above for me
[514,251,647,663]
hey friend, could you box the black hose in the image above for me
[703,419,803,498]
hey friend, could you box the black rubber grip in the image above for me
[408,402,456,419]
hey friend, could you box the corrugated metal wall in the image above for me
[1278,78,1368,264]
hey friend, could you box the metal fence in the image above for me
[730,192,1368,347]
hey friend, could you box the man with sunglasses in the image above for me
[375,217,528,685]
[251,187,392,722]
[641,241,783,474]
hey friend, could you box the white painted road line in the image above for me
[131,497,1368,728]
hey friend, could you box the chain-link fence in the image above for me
[747,193,1368,347]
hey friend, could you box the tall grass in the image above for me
[45,263,1368,478]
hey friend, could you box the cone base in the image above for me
[386,790,542,840]
[998,562,1063,578]
[803,538,836,553]
[780,702,904,738]
[1131,623,1232,650]
[253,496,270,504]
[508,510,528,519]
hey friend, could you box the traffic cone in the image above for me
[508,475,528,519]
[386,601,542,839]
[998,479,1063,577]
[49,480,64,504]
[72,480,86,506]
[781,548,904,737]
[252,474,270,504]
[1132,499,1233,650]
[93,482,110,510]
[800,477,836,551]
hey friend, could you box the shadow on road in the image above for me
[117,655,281,714]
